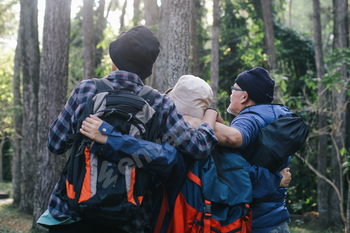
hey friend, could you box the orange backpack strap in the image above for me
[203,199,211,233]
[154,186,169,233]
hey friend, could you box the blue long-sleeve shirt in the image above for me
[230,104,292,233]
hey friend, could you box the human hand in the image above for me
[279,167,292,187]
[80,115,108,144]
[216,112,224,124]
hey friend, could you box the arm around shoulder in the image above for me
[215,122,243,148]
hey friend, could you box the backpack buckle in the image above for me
[204,200,212,218]
[243,204,251,221]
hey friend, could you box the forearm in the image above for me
[166,122,218,159]
[93,123,164,163]
[215,122,242,148]
[93,126,183,182]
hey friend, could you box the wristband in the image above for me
[204,107,219,116]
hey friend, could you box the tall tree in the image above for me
[19,0,40,214]
[260,0,277,70]
[313,0,328,229]
[191,0,200,76]
[156,0,192,92]
[330,0,348,226]
[12,26,22,204]
[95,0,106,71]
[133,0,142,26]
[83,0,95,80]
[144,0,159,29]
[144,0,159,88]
[120,0,127,31]
[33,0,71,227]
[288,0,292,27]
[210,0,219,108]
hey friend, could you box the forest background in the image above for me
[0,0,349,232]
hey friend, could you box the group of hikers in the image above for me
[37,25,301,233]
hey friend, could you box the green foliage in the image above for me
[274,21,316,98]
[68,6,118,94]
[324,48,350,88]
[0,0,19,44]
[68,7,84,93]
[0,182,12,196]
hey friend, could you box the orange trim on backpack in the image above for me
[127,167,137,205]
[78,146,92,203]
[166,192,201,233]
[138,196,144,205]
[154,187,169,233]
[66,180,75,199]
[167,192,252,233]
[204,200,211,233]
[187,171,202,187]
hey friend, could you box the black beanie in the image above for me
[109,26,160,79]
[235,67,275,104]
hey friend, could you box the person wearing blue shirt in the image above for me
[214,67,293,233]
[80,74,292,233]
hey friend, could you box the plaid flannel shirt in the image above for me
[47,70,217,230]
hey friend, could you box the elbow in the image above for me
[219,135,242,148]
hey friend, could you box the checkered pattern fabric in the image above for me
[47,70,217,231]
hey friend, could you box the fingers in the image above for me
[82,116,103,130]
[80,127,91,138]
[90,114,103,122]
[216,114,224,124]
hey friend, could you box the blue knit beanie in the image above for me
[235,67,275,104]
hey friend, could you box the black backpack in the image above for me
[57,78,160,230]
[242,113,309,173]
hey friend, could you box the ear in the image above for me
[240,91,249,104]
[111,62,119,71]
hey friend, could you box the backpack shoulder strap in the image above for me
[138,85,159,106]
[93,78,114,92]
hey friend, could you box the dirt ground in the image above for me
[0,202,32,233]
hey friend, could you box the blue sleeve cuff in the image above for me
[98,121,114,135]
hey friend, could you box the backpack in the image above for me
[243,113,309,173]
[57,78,160,229]
[157,147,253,233]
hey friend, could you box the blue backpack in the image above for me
[155,147,253,233]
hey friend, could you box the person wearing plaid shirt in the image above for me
[38,26,218,233]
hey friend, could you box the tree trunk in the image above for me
[313,0,329,229]
[144,0,159,28]
[191,0,200,76]
[0,139,3,182]
[347,174,350,233]
[12,29,22,204]
[133,0,142,26]
[155,0,170,92]
[33,0,71,228]
[144,0,159,88]
[210,0,219,108]
[120,0,127,31]
[95,0,106,72]
[156,0,192,92]
[260,0,277,71]
[289,0,292,27]
[20,0,40,215]
[83,0,95,80]
[330,0,348,226]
